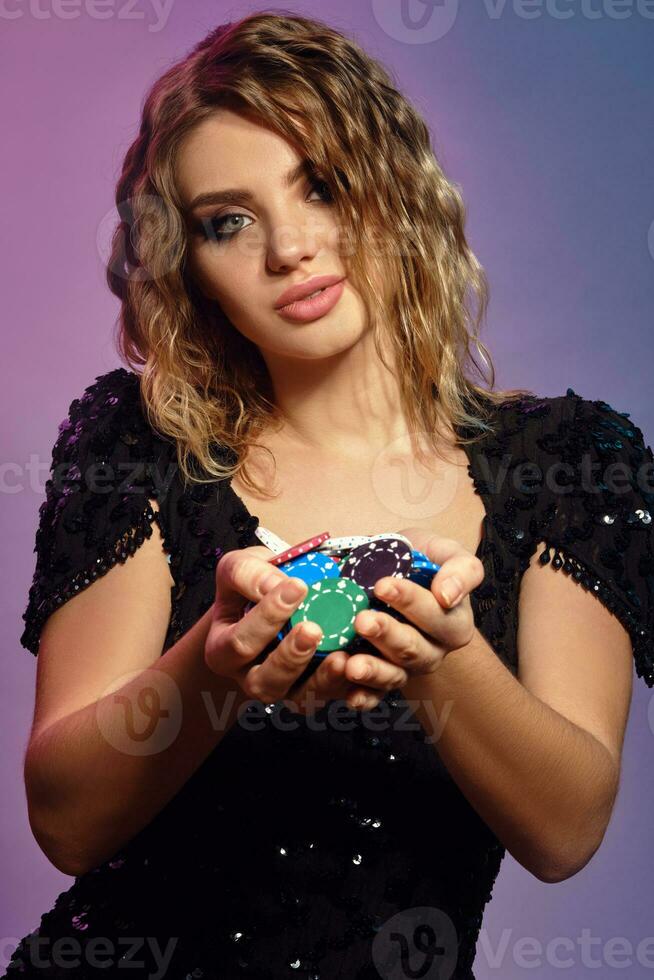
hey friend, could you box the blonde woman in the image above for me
[7,11,654,980]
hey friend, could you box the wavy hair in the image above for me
[106,8,534,493]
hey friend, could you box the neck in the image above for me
[259,331,451,460]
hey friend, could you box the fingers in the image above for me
[283,650,352,714]
[429,550,485,611]
[207,573,312,677]
[354,601,441,674]
[349,562,481,671]
[243,617,325,703]
[375,557,480,629]
[341,650,409,704]
[396,534,485,610]
[213,546,289,621]
[285,647,409,715]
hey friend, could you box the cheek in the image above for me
[189,247,253,309]
[188,248,269,343]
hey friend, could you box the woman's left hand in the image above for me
[346,527,485,690]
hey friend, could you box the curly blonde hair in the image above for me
[106,8,533,494]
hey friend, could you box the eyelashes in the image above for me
[194,178,334,244]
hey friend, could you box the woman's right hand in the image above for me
[204,545,409,717]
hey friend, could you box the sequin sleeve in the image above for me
[536,390,654,687]
[20,368,174,656]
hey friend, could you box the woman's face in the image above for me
[176,108,370,361]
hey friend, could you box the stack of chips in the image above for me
[242,532,440,687]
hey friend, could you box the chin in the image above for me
[281,327,368,358]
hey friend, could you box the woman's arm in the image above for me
[23,533,249,878]
[400,545,632,884]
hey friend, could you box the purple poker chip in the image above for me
[339,536,413,597]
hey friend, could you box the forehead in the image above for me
[175,108,302,203]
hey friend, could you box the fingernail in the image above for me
[281,579,306,604]
[357,615,380,637]
[440,576,463,607]
[296,627,321,651]
[376,581,399,602]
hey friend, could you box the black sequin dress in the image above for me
[6,368,654,980]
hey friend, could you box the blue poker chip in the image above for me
[409,553,441,588]
[275,553,341,640]
[410,549,430,563]
[277,551,340,586]
[409,549,440,576]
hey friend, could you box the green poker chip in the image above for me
[290,577,370,651]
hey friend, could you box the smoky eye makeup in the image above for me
[189,176,334,244]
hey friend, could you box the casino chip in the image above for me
[277,551,340,586]
[241,532,437,664]
[315,531,413,557]
[290,578,370,651]
[339,536,413,597]
[411,549,430,563]
[269,553,339,641]
[409,550,441,588]
[268,531,331,566]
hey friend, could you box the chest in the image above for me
[230,443,487,559]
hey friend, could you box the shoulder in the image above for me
[490,387,652,468]
[514,389,654,686]
[55,367,147,450]
[20,368,178,656]
[52,366,177,477]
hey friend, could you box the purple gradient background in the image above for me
[3,1,653,976]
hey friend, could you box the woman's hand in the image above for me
[204,545,410,716]
[346,529,485,687]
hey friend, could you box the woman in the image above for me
[7,11,654,980]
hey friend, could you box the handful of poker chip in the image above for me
[243,532,441,687]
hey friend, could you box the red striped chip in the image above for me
[268,531,331,566]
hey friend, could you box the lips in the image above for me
[274,278,346,323]
[274,274,346,310]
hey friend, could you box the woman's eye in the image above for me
[308,178,333,203]
[198,213,252,243]
[195,179,333,243]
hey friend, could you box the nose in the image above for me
[265,210,322,273]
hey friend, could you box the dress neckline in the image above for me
[225,400,496,563]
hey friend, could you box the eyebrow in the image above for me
[184,159,314,214]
